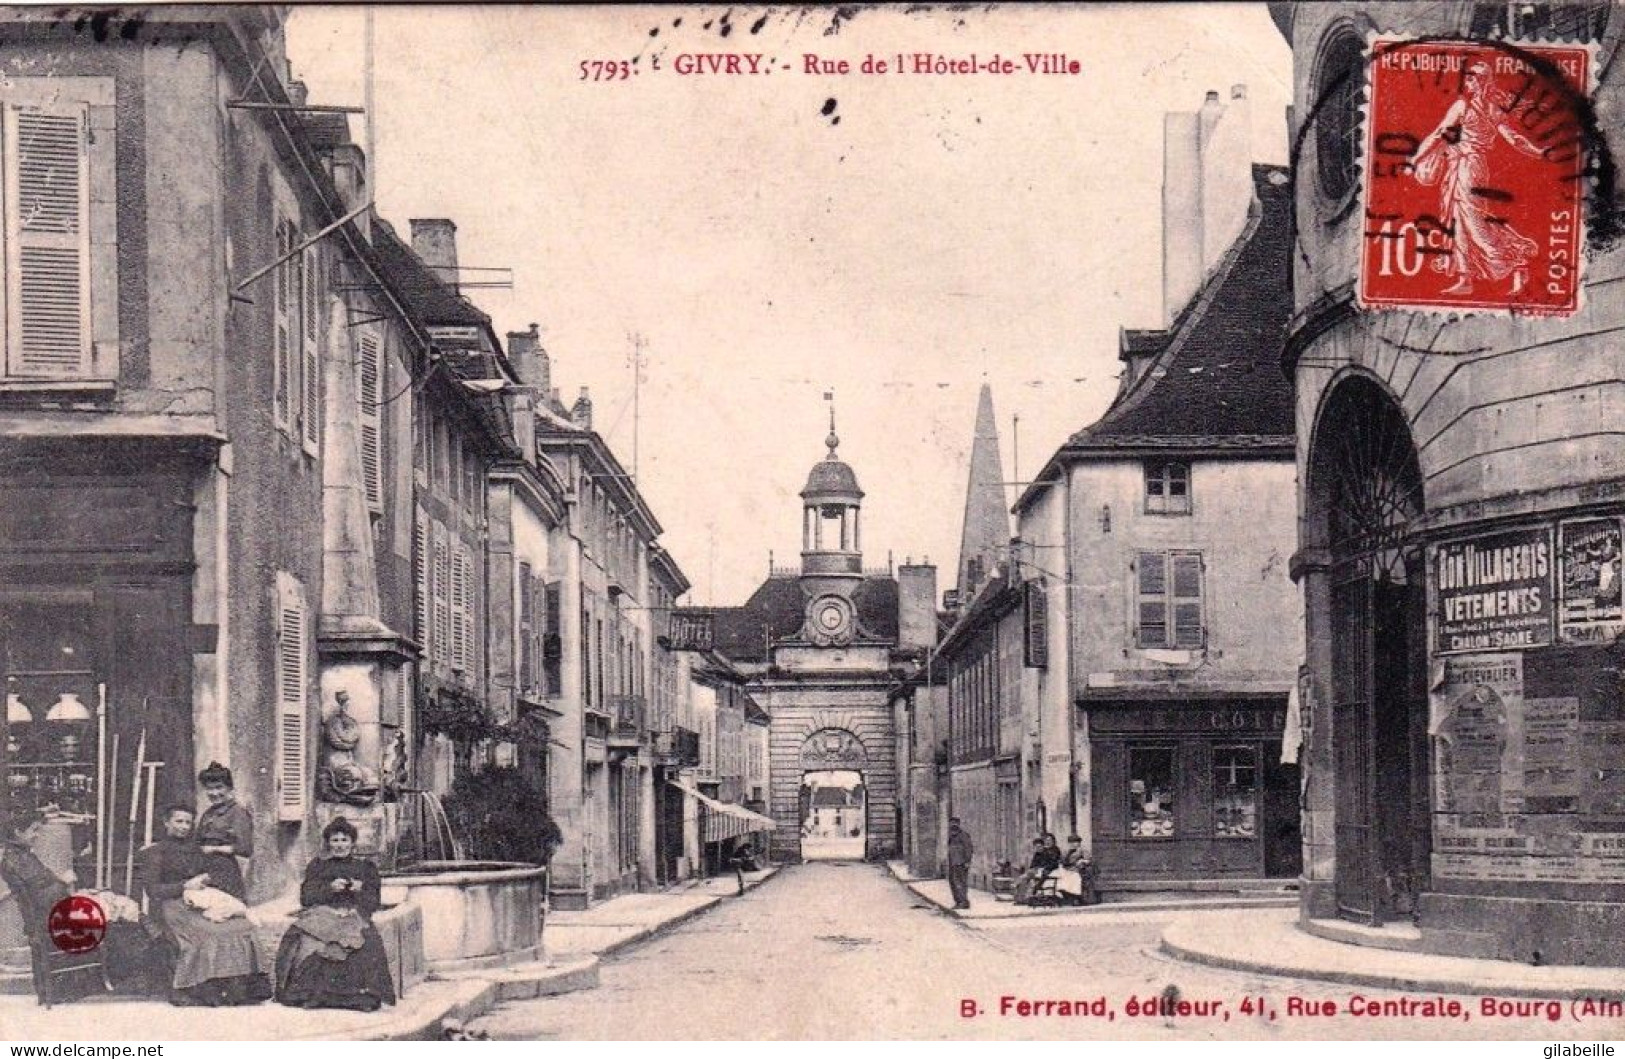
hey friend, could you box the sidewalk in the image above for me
[1161,907,1625,1001]
[886,861,1297,920]
[0,867,779,1040]
[546,866,781,959]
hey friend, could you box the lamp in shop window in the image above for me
[45,692,91,722]
[6,692,30,725]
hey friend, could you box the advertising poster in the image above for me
[1557,517,1625,643]
[1431,526,1554,654]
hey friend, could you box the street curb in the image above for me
[304,978,498,1042]
[312,956,604,1040]
[1159,920,1625,1002]
[886,861,1297,920]
[594,867,787,960]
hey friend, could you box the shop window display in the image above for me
[1128,746,1175,838]
[1213,745,1258,839]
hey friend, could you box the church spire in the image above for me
[956,383,1012,597]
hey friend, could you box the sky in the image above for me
[285,4,1293,606]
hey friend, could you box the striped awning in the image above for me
[668,780,776,843]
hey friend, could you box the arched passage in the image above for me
[797,728,869,861]
[1307,375,1431,924]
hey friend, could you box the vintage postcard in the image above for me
[1,1,1624,1046]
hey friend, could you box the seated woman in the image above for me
[1054,834,1097,905]
[136,804,270,1007]
[275,818,395,1012]
[194,762,253,901]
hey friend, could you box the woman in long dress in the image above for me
[274,817,396,1012]
[194,762,252,901]
[1412,60,1548,296]
[135,805,270,1006]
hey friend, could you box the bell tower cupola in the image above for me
[800,406,864,579]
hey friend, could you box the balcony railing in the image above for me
[654,726,701,766]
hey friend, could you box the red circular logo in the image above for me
[47,895,106,954]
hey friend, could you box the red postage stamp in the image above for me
[47,894,106,954]
[1359,38,1592,317]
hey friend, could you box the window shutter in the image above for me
[1137,552,1168,648]
[519,561,535,693]
[357,330,383,511]
[413,506,430,653]
[273,217,293,428]
[544,582,562,697]
[275,572,309,821]
[449,538,467,672]
[460,546,476,681]
[7,103,91,377]
[1023,579,1048,668]
[300,247,322,454]
[1172,554,1204,647]
[433,523,451,670]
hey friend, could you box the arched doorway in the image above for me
[1308,376,1430,925]
[798,728,868,861]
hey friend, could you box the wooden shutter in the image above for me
[543,582,562,697]
[1172,553,1204,648]
[413,506,430,653]
[1137,552,1168,648]
[7,103,91,377]
[519,561,535,694]
[357,330,383,511]
[300,247,322,454]
[275,572,309,821]
[450,542,468,672]
[1023,579,1048,668]
[433,523,451,670]
[273,217,294,428]
[465,546,480,684]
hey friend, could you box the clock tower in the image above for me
[799,411,864,647]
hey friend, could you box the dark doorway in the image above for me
[1313,378,1430,925]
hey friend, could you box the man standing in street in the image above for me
[945,817,973,910]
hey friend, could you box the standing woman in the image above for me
[195,762,252,901]
[275,818,395,1011]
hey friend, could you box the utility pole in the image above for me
[364,8,376,203]
[629,332,647,483]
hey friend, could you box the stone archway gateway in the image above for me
[1306,375,1431,925]
[798,729,869,860]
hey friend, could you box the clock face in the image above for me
[808,595,853,645]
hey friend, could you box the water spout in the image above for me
[399,787,465,865]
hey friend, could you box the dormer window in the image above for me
[1145,460,1191,515]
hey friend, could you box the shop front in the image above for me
[1085,697,1300,883]
[0,439,205,899]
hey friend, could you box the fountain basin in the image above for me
[382,861,547,972]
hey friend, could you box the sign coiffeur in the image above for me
[1431,526,1553,654]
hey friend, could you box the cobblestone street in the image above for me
[473,863,1618,1040]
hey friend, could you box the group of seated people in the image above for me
[1012,832,1097,906]
[0,763,395,1012]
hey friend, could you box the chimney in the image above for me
[287,79,309,108]
[1161,85,1256,325]
[409,219,459,287]
[330,144,371,242]
[571,387,593,431]
[897,563,939,651]
[507,323,550,394]
[1200,85,1253,278]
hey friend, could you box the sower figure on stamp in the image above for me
[945,816,973,910]
[1412,59,1546,296]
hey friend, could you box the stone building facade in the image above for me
[1274,2,1625,964]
